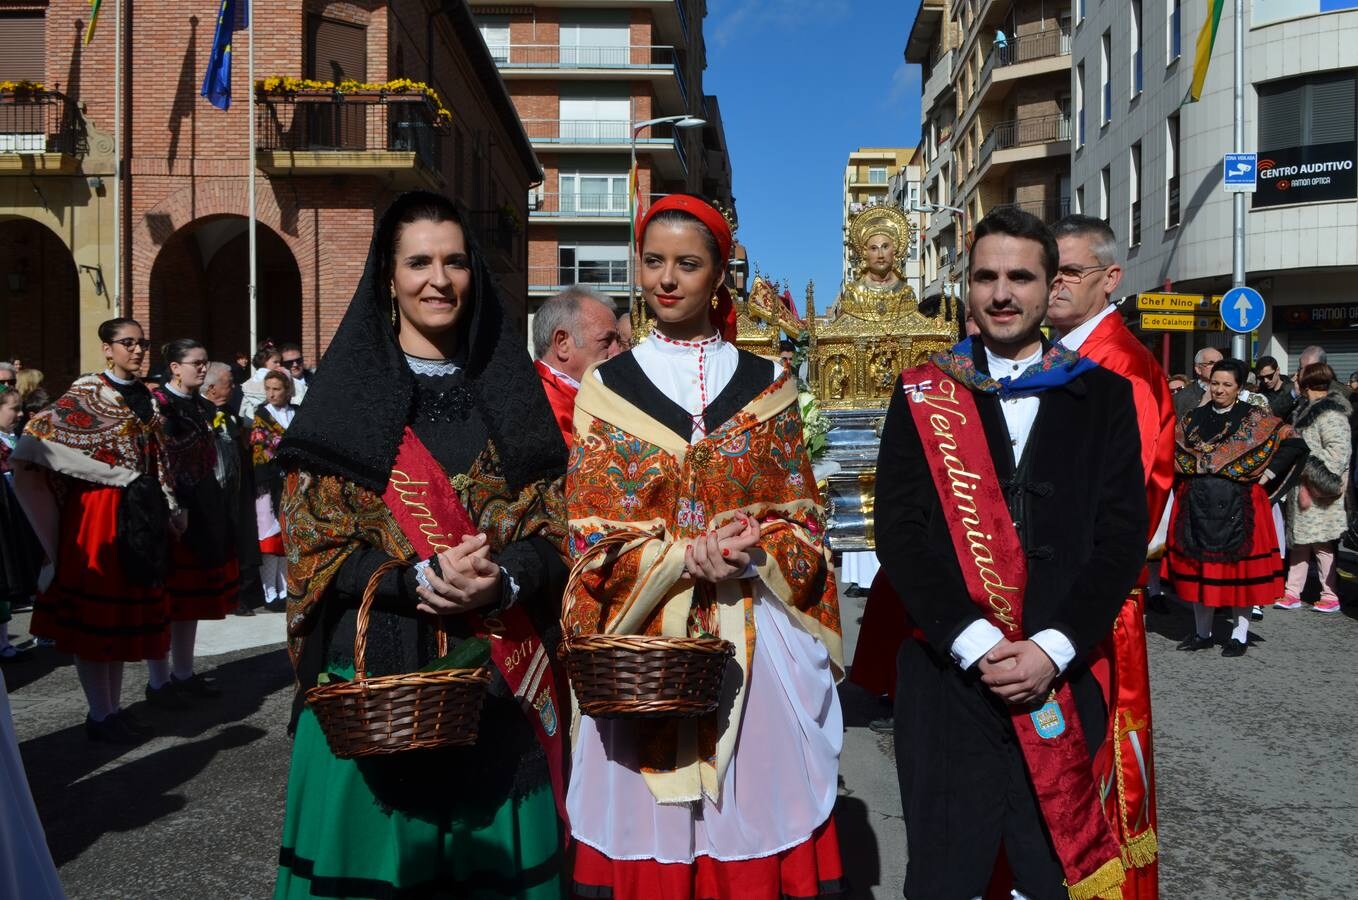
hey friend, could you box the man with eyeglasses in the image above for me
[1174,347,1223,417]
[1253,356,1295,419]
[1047,214,1173,897]
[278,343,312,394]
[0,362,15,389]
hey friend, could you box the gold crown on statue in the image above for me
[846,204,913,258]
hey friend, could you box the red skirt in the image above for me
[847,572,907,700]
[165,535,240,621]
[29,483,170,662]
[571,817,846,900]
[1168,480,1283,608]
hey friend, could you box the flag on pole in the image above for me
[1186,0,1226,103]
[201,0,249,110]
[83,0,102,45]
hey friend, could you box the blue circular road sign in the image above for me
[1220,286,1265,334]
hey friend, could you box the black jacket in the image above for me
[875,353,1149,665]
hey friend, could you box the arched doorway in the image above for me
[149,216,302,360]
[0,217,81,393]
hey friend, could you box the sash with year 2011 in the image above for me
[381,426,568,830]
[901,362,1125,900]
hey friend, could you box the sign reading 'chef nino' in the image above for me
[1253,142,1358,208]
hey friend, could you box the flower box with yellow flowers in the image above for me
[254,76,452,128]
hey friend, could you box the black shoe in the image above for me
[1146,593,1171,615]
[85,714,136,744]
[0,644,33,664]
[1251,606,1264,621]
[172,673,222,698]
[145,681,192,709]
[232,603,257,617]
[867,717,895,735]
[114,709,154,737]
[1176,633,1215,651]
[1222,638,1248,657]
[10,601,33,613]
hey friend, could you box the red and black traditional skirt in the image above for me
[847,572,908,700]
[30,483,170,662]
[1168,478,1283,608]
[571,817,846,900]
[165,536,240,621]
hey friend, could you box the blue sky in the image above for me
[703,0,924,312]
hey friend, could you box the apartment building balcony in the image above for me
[925,208,956,243]
[970,113,1070,185]
[522,119,689,179]
[471,0,689,48]
[528,263,630,297]
[959,27,1070,140]
[0,90,86,174]
[494,45,688,109]
[529,191,662,224]
[254,90,444,189]
[992,196,1071,224]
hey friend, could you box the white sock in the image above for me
[271,556,288,601]
[170,620,197,681]
[146,657,172,690]
[1232,607,1251,643]
[1193,604,1215,639]
[74,657,116,721]
[109,661,124,713]
[261,556,281,602]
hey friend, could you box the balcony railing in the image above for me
[255,91,443,171]
[981,113,1072,161]
[984,27,1071,74]
[530,191,662,218]
[994,197,1071,224]
[495,44,676,68]
[530,263,629,291]
[0,90,85,157]
[522,118,677,144]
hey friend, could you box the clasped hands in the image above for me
[683,513,760,584]
[415,533,502,616]
[977,637,1058,707]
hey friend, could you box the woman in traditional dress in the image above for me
[250,370,297,610]
[144,339,240,705]
[0,387,42,662]
[565,193,845,899]
[1277,362,1352,613]
[1169,358,1307,657]
[11,318,180,741]
[272,191,570,899]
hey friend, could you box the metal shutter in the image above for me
[1308,71,1356,145]
[1258,78,1304,150]
[0,13,45,83]
[1286,332,1358,381]
[307,16,367,82]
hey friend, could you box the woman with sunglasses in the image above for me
[11,317,183,742]
[144,339,241,708]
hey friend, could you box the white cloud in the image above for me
[711,0,851,47]
[889,62,922,105]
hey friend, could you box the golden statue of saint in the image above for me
[841,205,915,321]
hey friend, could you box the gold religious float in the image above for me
[806,203,958,553]
[733,274,805,355]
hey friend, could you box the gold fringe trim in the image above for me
[1121,826,1159,868]
[1065,856,1126,900]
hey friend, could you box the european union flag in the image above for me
[201,0,249,110]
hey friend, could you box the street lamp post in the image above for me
[628,114,706,338]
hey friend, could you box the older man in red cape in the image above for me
[532,287,624,444]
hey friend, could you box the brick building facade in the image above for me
[0,0,540,391]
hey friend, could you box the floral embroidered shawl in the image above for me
[251,406,291,468]
[15,374,178,509]
[1175,404,1292,481]
[565,366,842,803]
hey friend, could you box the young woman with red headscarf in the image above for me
[564,194,846,899]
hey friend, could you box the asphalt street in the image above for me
[6,575,1358,898]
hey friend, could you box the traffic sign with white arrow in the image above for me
[1220,286,1265,334]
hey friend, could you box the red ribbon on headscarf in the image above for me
[636,194,737,342]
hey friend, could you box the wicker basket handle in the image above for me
[353,557,447,679]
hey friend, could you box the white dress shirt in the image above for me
[949,344,1077,675]
[541,360,582,391]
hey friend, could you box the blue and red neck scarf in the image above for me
[932,337,1097,399]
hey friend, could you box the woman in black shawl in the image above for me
[273,192,569,899]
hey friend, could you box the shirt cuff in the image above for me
[499,566,521,610]
[413,558,434,591]
[951,620,1005,670]
[1030,628,1076,675]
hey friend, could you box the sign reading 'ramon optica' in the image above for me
[1253,142,1358,208]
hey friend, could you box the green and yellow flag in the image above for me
[83,0,102,44]
[1187,0,1226,103]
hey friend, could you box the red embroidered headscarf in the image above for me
[636,194,737,342]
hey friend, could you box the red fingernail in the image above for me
[721,548,730,557]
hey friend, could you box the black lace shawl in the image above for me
[276,191,566,493]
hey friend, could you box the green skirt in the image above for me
[276,686,563,899]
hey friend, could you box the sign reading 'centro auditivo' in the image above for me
[1254,142,1358,208]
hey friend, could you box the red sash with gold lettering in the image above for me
[903,363,1125,900]
[381,426,569,829]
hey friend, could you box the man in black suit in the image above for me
[1172,346,1222,417]
[875,207,1148,899]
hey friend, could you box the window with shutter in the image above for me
[0,13,45,83]
[305,16,368,150]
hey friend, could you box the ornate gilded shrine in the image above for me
[732,275,804,355]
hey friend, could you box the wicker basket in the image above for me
[305,559,491,758]
[563,633,735,719]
